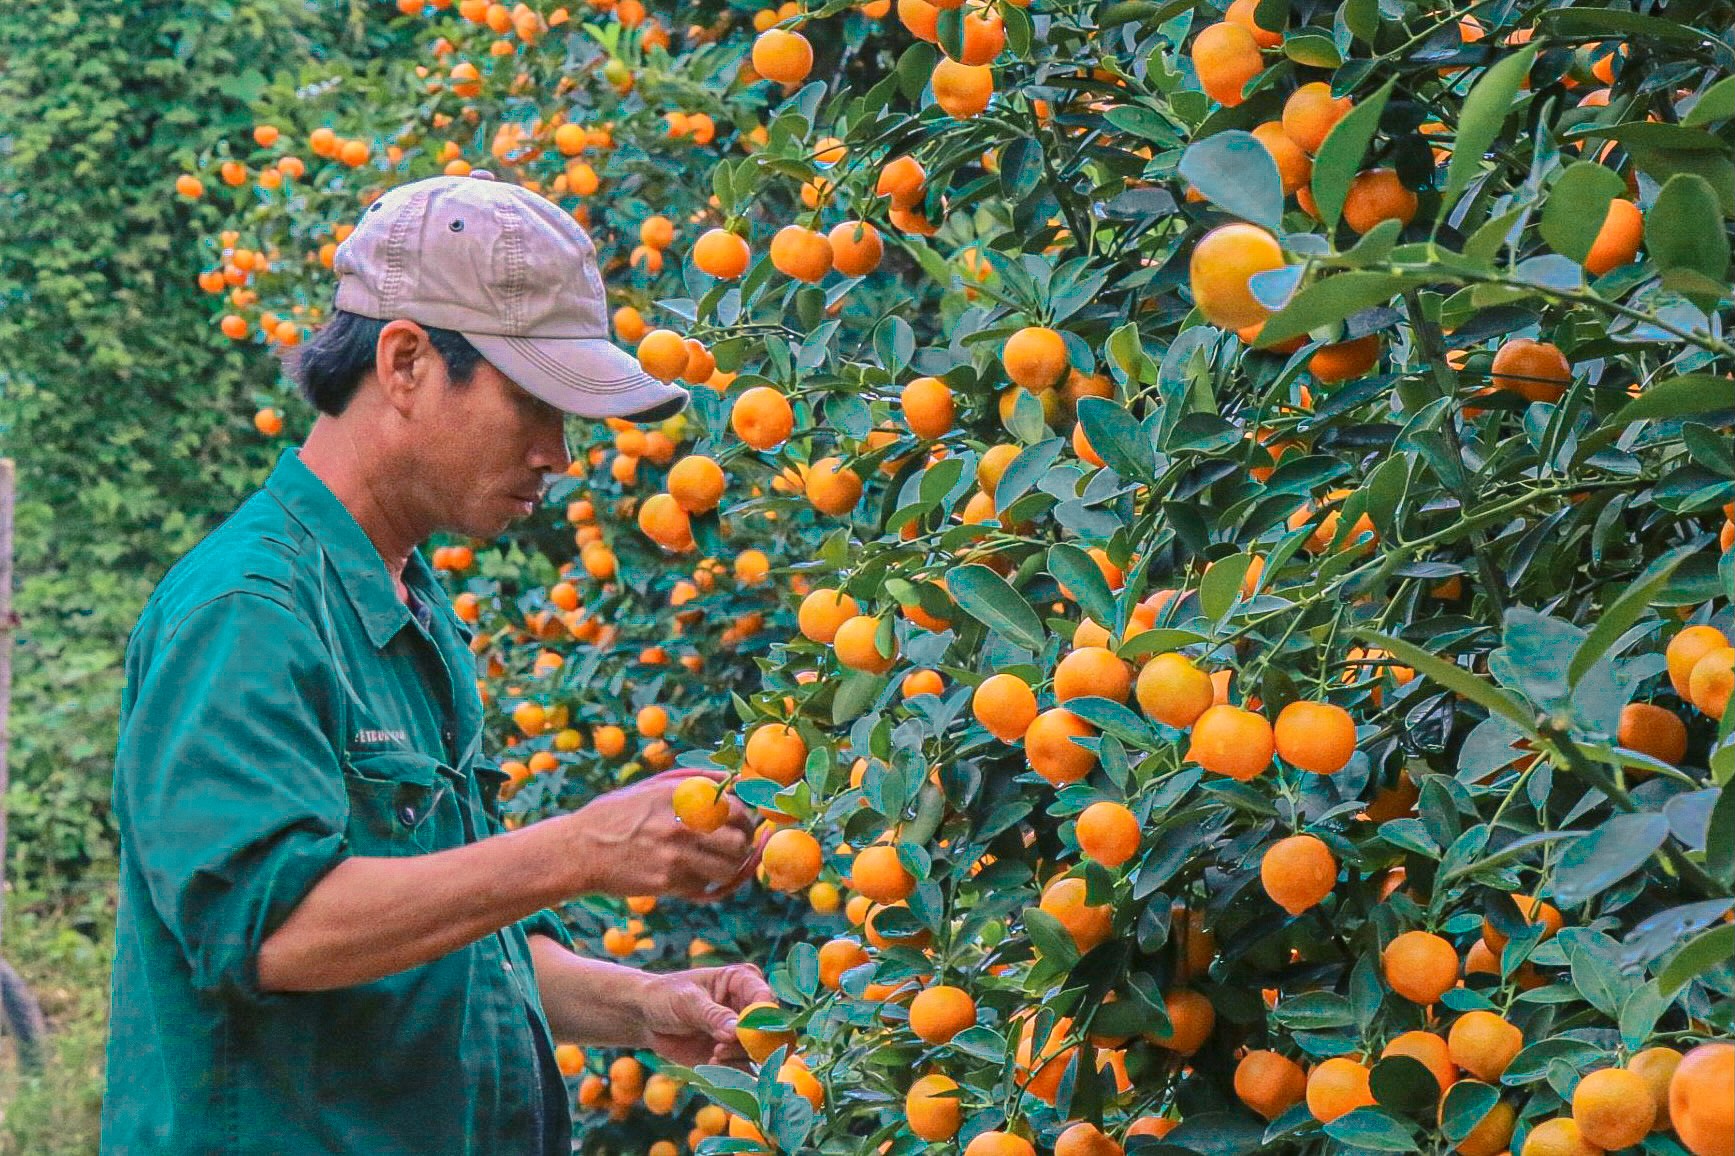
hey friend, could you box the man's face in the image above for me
[413,350,573,540]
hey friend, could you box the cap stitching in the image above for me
[499,200,527,336]
[379,186,430,314]
[499,336,670,394]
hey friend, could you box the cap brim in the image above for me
[464,333,690,422]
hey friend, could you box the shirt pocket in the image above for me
[473,757,511,824]
[340,750,453,856]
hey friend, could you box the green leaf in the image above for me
[832,671,888,725]
[1539,162,1626,265]
[920,457,967,507]
[996,438,1066,512]
[949,564,1048,652]
[1649,174,1731,308]
[1539,8,1707,44]
[685,1069,760,1119]
[1200,553,1253,620]
[1567,545,1695,688]
[1024,906,1082,966]
[1439,1082,1500,1143]
[1271,991,1355,1028]
[1177,130,1283,231]
[1356,630,1539,735]
[215,68,268,104]
[1708,788,1735,885]
[1323,1108,1419,1152]
[1050,543,1120,630]
[1659,925,1735,995]
[1106,322,1154,385]
[787,942,820,997]
[1618,980,1669,1049]
[949,1025,1010,1061]
[1371,1056,1441,1115]
[1684,423,1735,478]
[1259,272,1428,346]
[1076,396,1156,479]
[1444,44,1539,212]
[1002,1,1033,56]
[874,315,915,372]
[1064,695,1157,749]
[1282,32,1342,68]
[1552,813,1670,907]
[1097,0,1159,27]
[1603,373,1735,428]
[1436,833,1589,878]
[1564,930,1633,1019]
[1502,1037,1604,1085]
[1501,608,1582,712]
[1463,208,1526,265]
[768,1092,816,1151]
[1119,627,1210,661]
[1312,78,1394,233]
[1164,1112,1267,1156]
[1683,75,1735,128]
[936,7,965,64]
[1343,0,1379,44]
[1106,104,1179,145]
[895,41,940,101]
[1008,387,1049,443]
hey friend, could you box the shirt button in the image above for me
[397,804,418,825]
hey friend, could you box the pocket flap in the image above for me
[342,750,445,788]
[473,758,510,815]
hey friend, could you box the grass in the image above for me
[0,887,113,1156]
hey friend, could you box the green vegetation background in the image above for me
[0,3,406,1147]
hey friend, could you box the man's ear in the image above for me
[373,320,436,416]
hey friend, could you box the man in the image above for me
[101,172,769,1153]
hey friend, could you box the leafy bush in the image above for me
[196,0,1735,1153]
[0,0,412,910]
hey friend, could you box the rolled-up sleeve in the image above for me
[114,591,350,1006]
[518,908,576,951]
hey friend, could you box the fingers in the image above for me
[659,979,747,1066]
[684,833,752,877]
[675,824,755,887]
[710,1039,753,1069]
[673,851,755,902]
[678,963,773,1010]
[698,824,750,859]
[720,855,759,895]
[649,766,727,786]
[719,963,775,1009]
[724,792,757,834]
[681,983,738,1041]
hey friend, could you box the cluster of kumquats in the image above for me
[191,0,1732,1151]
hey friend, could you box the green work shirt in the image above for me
[102,447,575,1155]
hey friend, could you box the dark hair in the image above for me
[284,310,486,416]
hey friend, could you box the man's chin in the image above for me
[446,513,517,543]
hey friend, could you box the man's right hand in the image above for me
[565,769,759,902]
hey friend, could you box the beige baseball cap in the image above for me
[332,170,688,422]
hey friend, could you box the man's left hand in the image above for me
[639,963,776,1068]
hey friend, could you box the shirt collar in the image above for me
[264,448,438,650]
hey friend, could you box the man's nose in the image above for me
[532,415,573,474]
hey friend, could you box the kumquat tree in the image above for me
[175,0,1734,1152]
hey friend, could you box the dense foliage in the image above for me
[0,0,423,915]
[0,3,436,1147]
[184,0,1735,1152]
